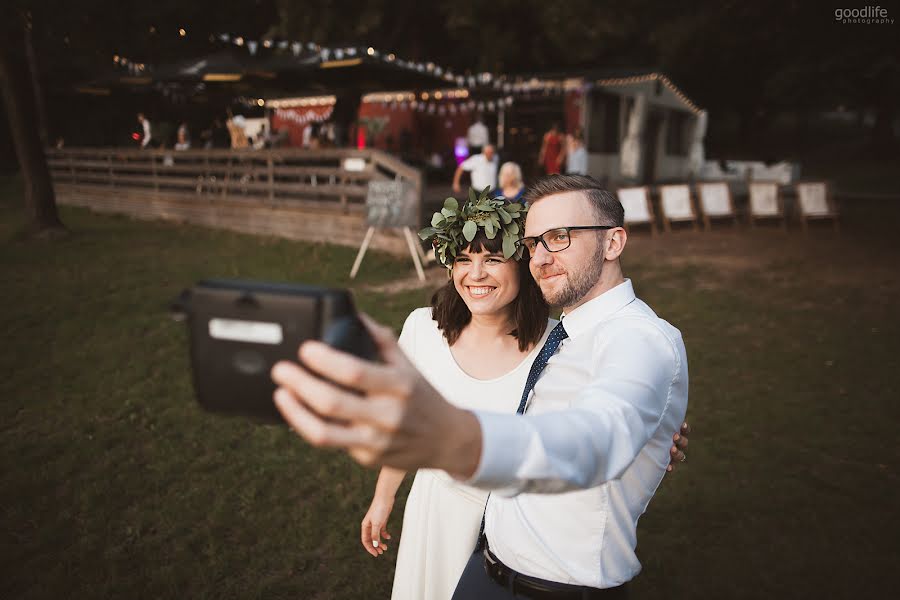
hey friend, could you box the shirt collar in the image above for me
[560,279,636,339]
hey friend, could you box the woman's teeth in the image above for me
[469,286,494,297]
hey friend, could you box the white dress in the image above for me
[390,308,554,600]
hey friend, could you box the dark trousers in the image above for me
[452,550,516,599]
[451,549,631,600]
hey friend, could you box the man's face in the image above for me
[483,145,495,161]
[524,191,606,309]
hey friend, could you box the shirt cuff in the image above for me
[461,411,532,495]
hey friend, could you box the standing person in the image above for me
[565,129,588,175]
[362,193,550,600]
[272,174,691,598]
[358,189,690,600]
[466,114,489,156]
[538,122,564,175]
[453,144,498,194]
[137,113,152,149]
[495,161,526,202]
[226,113,249,149]
[174,122,191,151]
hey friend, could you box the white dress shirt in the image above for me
[468,279,689,588]
[460,153,498,191]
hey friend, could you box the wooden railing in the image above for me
[46,147,422,218]
[46,147,424,255]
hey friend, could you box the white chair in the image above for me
[796,182,839,233]
[658,184,699,231]
[748,181,786,229]
[696,182,737,230]
[616,186,656,235]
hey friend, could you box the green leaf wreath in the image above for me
[418,186,528,267]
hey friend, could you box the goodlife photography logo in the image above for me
[834,5,894,23]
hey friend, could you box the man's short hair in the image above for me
[523,175,624,227]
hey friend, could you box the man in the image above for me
[453,143,498,194]
[272,175,689,597]
[466,114,489,156]
[137,113,152,149]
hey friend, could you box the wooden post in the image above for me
[267,155,275,204]
[222,155,231,200]
[403,226,426,282]
[350,227,376,279]
[151,152,159,198]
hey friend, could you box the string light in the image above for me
[105,30,702,116]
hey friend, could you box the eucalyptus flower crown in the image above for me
[418,186,528,268]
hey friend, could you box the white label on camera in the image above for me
[209,318,283,345]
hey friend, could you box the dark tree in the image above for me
[0,10,65,236]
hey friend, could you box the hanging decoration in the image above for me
[106,29,702,116]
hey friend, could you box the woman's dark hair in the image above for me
[430,231,549,352]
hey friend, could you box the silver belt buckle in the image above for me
[483,547,498,567]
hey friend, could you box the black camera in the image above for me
[172,279,379,423]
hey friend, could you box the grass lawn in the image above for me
[2,176,898,599]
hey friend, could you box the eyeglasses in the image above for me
[516,226,616,255]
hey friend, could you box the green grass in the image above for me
[2,176,899,598]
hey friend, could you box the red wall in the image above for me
[271,102,474,157]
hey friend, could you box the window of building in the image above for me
[587,92,620,153]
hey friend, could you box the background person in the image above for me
[565,129,588,175]
[453,144,498,194]
[495,161,525,202]
[466,114,489,156]
[137,112,152,149]
[537,122,563,175]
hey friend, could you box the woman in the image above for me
[361,190,688,600]
[494,161,525,202]
[538,122,564,175]
[361,192,549,600]
[565,129,588,175]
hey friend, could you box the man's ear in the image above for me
[605,227,627,261]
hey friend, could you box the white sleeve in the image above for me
[459,156,477,171]
[142,120,151,147]
[466,321,685,495]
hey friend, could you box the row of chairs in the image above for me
[616,181,840,234]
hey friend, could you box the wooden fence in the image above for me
[46,147,423,255]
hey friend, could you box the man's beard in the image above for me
[540,257,604,309]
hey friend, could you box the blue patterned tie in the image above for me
[476,320,569,551]
[515,320,569,414]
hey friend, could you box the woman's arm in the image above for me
[360,466,407,557]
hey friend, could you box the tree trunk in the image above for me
[0,21,65,235]
[24,23,49,147]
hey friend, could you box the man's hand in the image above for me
[271,316,482,476]
[666,421,691,473]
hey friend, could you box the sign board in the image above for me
[342,157,367,172]
[365,180,418,228]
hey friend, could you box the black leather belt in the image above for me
[482,547,628,599]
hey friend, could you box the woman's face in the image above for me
[452,247,521,318]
